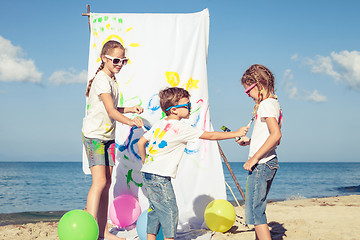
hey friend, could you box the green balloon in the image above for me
[58,210,99,240]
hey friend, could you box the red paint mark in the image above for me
[109,143,115,163]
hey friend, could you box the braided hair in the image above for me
[85,40,125,97]
[241,64,275,116]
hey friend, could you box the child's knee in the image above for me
[92,178,108,190]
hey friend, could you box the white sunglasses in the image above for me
[105,55,129,65]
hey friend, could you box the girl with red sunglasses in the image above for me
[238,64,282,240]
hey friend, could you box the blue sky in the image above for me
[0,0,359,162]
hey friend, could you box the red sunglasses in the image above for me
[244,83,257,97]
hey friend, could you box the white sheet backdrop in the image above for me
[82,9,226,230]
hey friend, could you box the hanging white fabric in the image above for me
[82,8,226,229]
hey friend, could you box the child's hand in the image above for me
[131,117,144,127]
[236,136,250,146]
[131,105,144,114]
[235,126,249,138]
[243,157,258,171]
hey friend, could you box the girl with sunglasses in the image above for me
[82,40,144,240]
[137,87,249,240]
[237,64,282,240]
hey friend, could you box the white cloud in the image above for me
[282,69,299,99]
[331,51,360,89]
[307,50,360,90]
[0,35,42,83]
[306,55,341,79]
[285,84,299,99]
[291,54,298,60]
[304,90,327,102]
[281,69,327,102]
[49,68,88,84]
[284,69,293,80]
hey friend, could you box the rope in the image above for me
[225,181,241,208]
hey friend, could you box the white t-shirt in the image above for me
[140,119,204,178]
[82,71,119,140]
[249,98,282,164]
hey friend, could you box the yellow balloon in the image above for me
[204,199,236,232]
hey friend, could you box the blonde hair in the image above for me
[241,64,276,116]
[85,40,125,97]
[159,87,190,116]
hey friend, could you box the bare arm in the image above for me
[200,126,249,140]
[243,117,282,171]
[137,136,148,164]
[100,93,143,127]
[117,106,144,114]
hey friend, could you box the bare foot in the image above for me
[102,231,126,240]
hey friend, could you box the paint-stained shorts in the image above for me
[82,134,115,168]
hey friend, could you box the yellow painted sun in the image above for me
[90,16,141,64]
[165,72,180,87]
[165,71,199,90]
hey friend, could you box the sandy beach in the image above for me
[1,195,359,240]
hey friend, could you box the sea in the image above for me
[0,162,359,214]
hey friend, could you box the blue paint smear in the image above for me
[184,147,199,155]
[191,114,200,127]
[158,140,168,148]
[148,94,161,112]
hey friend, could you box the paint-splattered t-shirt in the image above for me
[141,119,204,178]
[82,71,119,140]
[249,98,282,164]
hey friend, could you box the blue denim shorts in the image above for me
[142,172,178,238]
[245,157,279,225]
[82,134,115,168]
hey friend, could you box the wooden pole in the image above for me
[217,141,246,200]
[82,4,91,32]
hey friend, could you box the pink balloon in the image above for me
[109,194,141,228]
